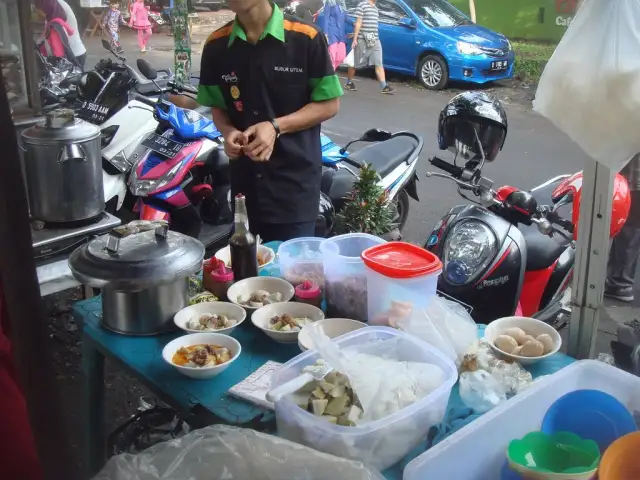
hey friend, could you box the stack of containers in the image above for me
[319,233,386,321]
[270,326,458,471]
[361,242,443,325]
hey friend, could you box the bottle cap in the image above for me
[295,280,321,299]
[207,258,234,282]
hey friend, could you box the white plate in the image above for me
[252,302,325,344]
[174,301,246,335]
[227,276,295,313]
[162,332,241,379]
[298,318,367,351]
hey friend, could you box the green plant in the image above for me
[513,41,556,82]
[335,163,393,236]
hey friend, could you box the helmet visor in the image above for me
[446,118,506,161]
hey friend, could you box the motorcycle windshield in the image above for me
[157,102,222,141]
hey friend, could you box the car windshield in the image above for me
[410,0,472,27]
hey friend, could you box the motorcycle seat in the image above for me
[520,222,570,271]
[349,136,420,178]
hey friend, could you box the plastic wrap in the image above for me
[533,0,640,170]
[93,425,384,480]
[459,370,506,414]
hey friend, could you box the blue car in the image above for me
[317,0,515,90]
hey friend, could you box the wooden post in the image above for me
[469,0,477,22]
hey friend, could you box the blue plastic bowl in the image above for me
[541,389,638,453]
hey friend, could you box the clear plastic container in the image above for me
[271,326,457,471]
[404,360,640,480]
[319,233,386,321]
[278,237,326,289]
[362,242,442,325]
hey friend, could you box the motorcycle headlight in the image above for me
[128,157,185,197]
[443,220,497,285]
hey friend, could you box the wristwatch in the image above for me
[269,119,281,138]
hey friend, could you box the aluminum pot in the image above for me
[69,222,205,335]
[21,109,103,223]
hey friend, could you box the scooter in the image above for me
[424,156,630,329]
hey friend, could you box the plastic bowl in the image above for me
[542,389,637,453]
[298,318,367,351]
[252,302,325,344]
[484,316,562,365]
[226,277,295,313]
[161,332,241,380]
[173,301,247,335]
[214,244,275,271]
[507,431,600,480]
[599,431,640,479]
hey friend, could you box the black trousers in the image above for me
[250,221,316,243]
[607,189,640,291]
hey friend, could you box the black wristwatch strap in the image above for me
[269,119,281,138]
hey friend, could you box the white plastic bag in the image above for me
[533,0,640,171]
[397,297,477,365]
[93,425,384,480]
[343,49,355,68]
[459,370,507,414]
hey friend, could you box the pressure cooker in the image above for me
[21,108,104,223]
[69,221,205,335]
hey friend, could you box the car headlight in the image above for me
[457,41,483,55]
[443,220,498,285]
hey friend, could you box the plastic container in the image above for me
[278,237,326,289]
[362,242,442,325]
[271,326,457,471]
[294,280,322,309]
[404,360,640,480]
[203,258,234,301]
[319,233,386,321]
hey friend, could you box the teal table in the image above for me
[74,241,575,478]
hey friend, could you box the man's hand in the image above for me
[242,122,277,162]
[224,129,245,159]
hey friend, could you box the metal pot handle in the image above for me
[58,144,87,164]
[105,221,170,254]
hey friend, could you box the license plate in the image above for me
[490,60,509,71]
[141,133,185,158]
[78,101,110,123]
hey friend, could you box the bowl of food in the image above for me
[227,277,295,313]
[174,302,246,335]
[252,302,325,343]
[214,244,275,271]
[484,316,562,365]
[298,318,367,351]
[162,332,241,379]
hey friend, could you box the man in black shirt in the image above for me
[197,0,343,242]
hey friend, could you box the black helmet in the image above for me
[438,91,507,162]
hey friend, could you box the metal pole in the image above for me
[568,158,614,358]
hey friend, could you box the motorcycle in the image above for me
[424,155,630,329]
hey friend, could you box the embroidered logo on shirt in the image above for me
[274,66,304,73]
[234,100,243,112]
[230,86,240,100]
[222,72,238,83]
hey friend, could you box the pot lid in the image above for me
[21,109,101,144]
[361,242,442,279]
[69,221,205,290]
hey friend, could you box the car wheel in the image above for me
[418,55,449,90]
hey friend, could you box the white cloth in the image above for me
[58,0,87,57]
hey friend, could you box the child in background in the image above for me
[102,0,126,54]
[129,0,152,53]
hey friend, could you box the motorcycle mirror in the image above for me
[101,39,111,51]
[360,128,392,142]
[137,59,158,80]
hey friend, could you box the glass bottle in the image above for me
[229,194,258,281]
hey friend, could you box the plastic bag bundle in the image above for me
[533,0,640,171]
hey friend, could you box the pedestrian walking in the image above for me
[319,0,347,70]
[129,0,152,53]
[103,0,127,54]
[344,0,394,94]
[197,0,342,242]
[606,154,640,302]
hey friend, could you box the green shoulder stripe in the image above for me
[309,75,343,102]
[197,85,226,109]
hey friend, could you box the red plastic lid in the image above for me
[295,280,321,299]
[361,242,442,279]
[206,258,234,282]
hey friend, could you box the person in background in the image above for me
[318,0,347,70]
[103,1,127,53]
[37,0,80,67]
[57,0,87,68]
[606,154,640,302]
[344,0,394,94]
[129,0,153,53]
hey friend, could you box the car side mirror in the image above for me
[137,59,158,80]
[399,17,417,29]
[361,128,393,142]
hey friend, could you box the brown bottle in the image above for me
[229,194,258,281]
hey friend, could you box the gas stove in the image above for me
[32,212,121,265]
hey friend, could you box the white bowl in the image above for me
[298,318,368,351]
[252,302,325,344]
[173,301,247,335]
[227,276,295,313]
[162,332,241,379]
[484,316,562,365]
[214,244,275,271]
